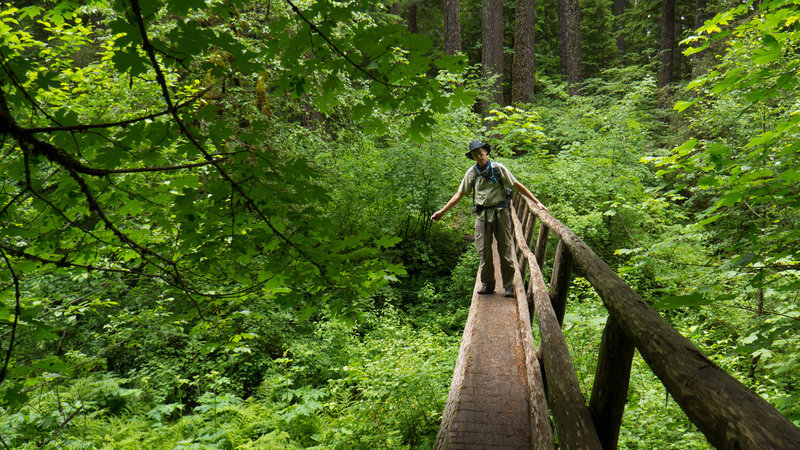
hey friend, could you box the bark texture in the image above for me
[548,240,573,326]
[613,0,626,55]
[589,316,635,450]
[557,0,582,95]
[511,210,557,449]
[482,0,504,111]
[515,221,603,449]
[443,0,462,55]
[512,0,536,104]
[407,3,418,33]
[658,0,676,89]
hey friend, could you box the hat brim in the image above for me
[465,146,491,159]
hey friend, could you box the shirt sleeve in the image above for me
[457,167,475,197]
[495,163,518,188]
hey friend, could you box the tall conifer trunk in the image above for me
[658,0,676,89]
[444,0,462,55]
[558,0,582,95]
[482,0,504,112]
[512,0,536,104]
[408,3,418,33]
[613,0,626,56]
[692,0,708,76]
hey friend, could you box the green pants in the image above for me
[475,207,515,289]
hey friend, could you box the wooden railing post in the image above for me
[548,240,573,326]
[588,315,635,450]
[516,206,532,268]
[534,223,549,272]
[523,209,536,251]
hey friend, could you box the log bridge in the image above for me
[435,193,800,449]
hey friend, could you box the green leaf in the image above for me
[674,99,699,112]
[697,214,724,226]
[731,251,757,267]
[753,34,781,64]
[375,235,401,249]
[673,139,698,157]
[2,382,28,408]
[683,40,710,56]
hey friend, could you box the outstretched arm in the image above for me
[513,182,548,212]
[431,191,464,222]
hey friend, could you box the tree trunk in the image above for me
[558,0,582,95]
[694,0,707,28]
[613,0,626,55]
[390,2,401,16]
[408,3,418,33]
[444,0,462,55]
[482,0,504,112]
[589,315,635,450]
[692,0,707,76]
[657,0,675,89]
[672,18,682,80]
[512,0,536,104]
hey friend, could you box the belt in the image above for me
[473,199,511,215]
[474,200,511,231]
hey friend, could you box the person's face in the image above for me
[470,147,489,167]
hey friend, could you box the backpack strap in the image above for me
[472,162,506,206]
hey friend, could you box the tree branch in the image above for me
[0,243,157,278]
[0,249,21,386]
[26,88,212,133]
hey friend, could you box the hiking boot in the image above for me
[477,283,495,294]
[504,288,514,297]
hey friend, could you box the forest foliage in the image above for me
[0,0,799,448]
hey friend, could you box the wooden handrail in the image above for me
[513,194,800,449]
[511,238,555,449]
[511,204,602,449]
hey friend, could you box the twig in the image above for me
[26,88,211,133]
[39,404,85,447]
[0,243,156,277]
[725,303,800,322]
[0,249,21,385]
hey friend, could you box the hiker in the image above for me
[430,140,547,297]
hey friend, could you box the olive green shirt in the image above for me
[458,161,518,222]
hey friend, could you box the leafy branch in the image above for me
[283,0,414,90]
[130,0,336,286]
[25,87,213,133]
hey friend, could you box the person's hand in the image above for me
[431,210,444,222]
[537,202,549,213]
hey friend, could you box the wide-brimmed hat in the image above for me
[465,140,491,158]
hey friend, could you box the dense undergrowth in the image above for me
[4,83,798,447]
[2,0,800,448]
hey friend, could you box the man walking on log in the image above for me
[431,140,547,297]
